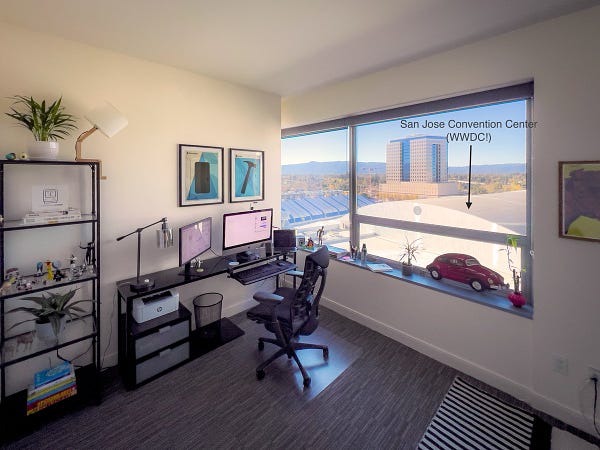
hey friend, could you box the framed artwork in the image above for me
[559,160,600,242]
[229,148,264,203]
[178,144,224,207]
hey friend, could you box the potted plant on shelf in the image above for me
[399,236,422,276]
[7,288,91,342]
[5,95,77,160]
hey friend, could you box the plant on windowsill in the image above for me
[399,236,422,276]
[6,288,91,343]
[5,95,77,160]
[501,235,526,307]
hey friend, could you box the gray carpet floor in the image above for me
[3,306,598,449]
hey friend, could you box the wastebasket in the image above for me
[193,292,223,339]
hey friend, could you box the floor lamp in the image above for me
[117,218,174,292]
[75,103,128,180]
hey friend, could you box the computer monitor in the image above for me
[222,208,273,262]
[179,217,212,275]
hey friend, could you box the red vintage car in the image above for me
[426,253,508,292]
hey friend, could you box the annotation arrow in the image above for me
[466,144,473,209]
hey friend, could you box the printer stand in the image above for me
[121,304,191,389]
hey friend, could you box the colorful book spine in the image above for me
[28,371,75,397]
[26,385,78,415]
[33,362,72,388]
[27,378,76,404]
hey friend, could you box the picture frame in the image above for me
[559,160,600,242]
[178,144,224,207]
[229,148,264,203]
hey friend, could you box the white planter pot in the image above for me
[35,316,67,343]
[28,141,59,160]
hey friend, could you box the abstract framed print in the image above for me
[559,160,600,241]
[178,144,224,207]
[229,148,264,203]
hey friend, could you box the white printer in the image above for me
[132,289,179,323]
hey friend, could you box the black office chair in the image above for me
[246,245,330,387]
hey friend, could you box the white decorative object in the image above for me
[31,185,69,212]
[28,141,59,160]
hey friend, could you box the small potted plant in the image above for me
[399,236,422,276]
[5,95,77,160]
[7,288,91,342]
[501,236,526,307]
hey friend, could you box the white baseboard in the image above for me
[320,296,598,437]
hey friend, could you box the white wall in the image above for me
[284,7,600,434]
[0,22,281,392]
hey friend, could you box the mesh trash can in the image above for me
[193,292,223,339]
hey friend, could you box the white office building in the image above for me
[380,135,458,197]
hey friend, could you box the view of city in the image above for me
[282,100,529,289]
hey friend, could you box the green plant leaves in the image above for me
[5,95,77,141]
[6,288,91,334]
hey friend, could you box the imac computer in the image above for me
[179,217,212,276]
[222,208,273,262]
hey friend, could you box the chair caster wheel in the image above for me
[256,370,265,380]
[303,377,311,387]
[258,341,264,351]
[323,348,329,359]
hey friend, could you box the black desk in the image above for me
[116,250,294,388]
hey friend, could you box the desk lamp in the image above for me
[75,103,128,180]
[117,218,174,292]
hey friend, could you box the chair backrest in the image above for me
[295,245,329,335]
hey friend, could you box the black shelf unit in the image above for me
[0,160,101,439]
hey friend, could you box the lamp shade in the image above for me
[85,103,128,138]
[157,220,174,249]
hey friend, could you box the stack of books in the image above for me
[27,361,77,415]
[23,208,82,225]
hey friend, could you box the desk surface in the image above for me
[116,249,292,300]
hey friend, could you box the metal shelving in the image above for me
[0,160,101,440]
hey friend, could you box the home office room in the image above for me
[1,1,599,449]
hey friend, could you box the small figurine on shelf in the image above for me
[307,237,314,248]
[0,278,15,296]
[80,241,96,267]
[349,241,358,260]
[5,267,19,281]
[317,226,325,247]
[70,255,81,278]
[45,260,54,280]
[54,269,65,282]
[35,261,44,277]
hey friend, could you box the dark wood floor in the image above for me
[4,306,598,449]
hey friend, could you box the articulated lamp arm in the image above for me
[116,218,167,242]
[75,126,107,180]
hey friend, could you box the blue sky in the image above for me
[283,100,527,166]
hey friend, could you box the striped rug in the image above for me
[419,377,550,450]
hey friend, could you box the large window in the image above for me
[282,83,533,309]
[281,129,349,246]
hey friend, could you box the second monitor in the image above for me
[179,217,212,276]
[222,208,273,262]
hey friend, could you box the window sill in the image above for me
[299,248,533,319]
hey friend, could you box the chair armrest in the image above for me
[253,291,284,307]
[286,270,304,277]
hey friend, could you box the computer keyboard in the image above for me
[233,260,295,285]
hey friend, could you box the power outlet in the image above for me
[587,366,600,381]
[552,355,569,375]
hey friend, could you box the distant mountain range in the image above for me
[282,161,525,175]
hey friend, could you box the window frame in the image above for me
[282,82,534,312]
